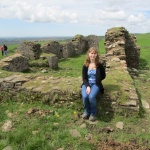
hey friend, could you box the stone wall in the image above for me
[85,35,99,51]
[102,27,141,111]
[18,42,41,60]
[0,75,81,106]
[62,42,75,58]
[0,53,29,72]
[125,34,140,69]
[41,34,98,59]
[72,34,88,55]
[105,27,140,69]
[29,53,59,69]
[41,41,63,59]
[47,55,58,69]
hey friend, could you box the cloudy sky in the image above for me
[0,0,150,37]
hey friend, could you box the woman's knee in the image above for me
[89,97,96,106]
[89,95,96,101]
[82,94,89,100]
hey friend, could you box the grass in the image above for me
[136,33,150,69]
[0,33,150,149]
[134,33,150,119]
[53,54,85,77]
[0,99,149,150]
[0,100,93,150]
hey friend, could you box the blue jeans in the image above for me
[4,50,8,56]
[81,84,100,116]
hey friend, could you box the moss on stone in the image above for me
[41,53,56,57]
[29,59,48,67]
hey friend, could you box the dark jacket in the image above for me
[82,63,106,93]
[4,45,7,51]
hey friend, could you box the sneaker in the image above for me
[89,115,97,121]
[82,113,90,119]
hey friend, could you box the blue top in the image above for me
[88,69,96,86]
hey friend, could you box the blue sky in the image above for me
[0,0,150,37]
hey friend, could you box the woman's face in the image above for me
[88,50,97,61]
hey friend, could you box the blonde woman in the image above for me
[81,47,106,121]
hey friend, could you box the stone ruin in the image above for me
[0,53,29,72]
[0,28,143,112]
[46,54,58,69]
[41,34,99,58]
[104,27,140,69]
[18,42,41,60]
[85,35,100,51]
[62,42,76,58]
[72,34,88,55]
[41,41,63,59]
[100,27,141,110]
[0,34,99,72]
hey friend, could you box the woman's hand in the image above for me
[86,86,91,94]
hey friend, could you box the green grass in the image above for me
[99,39,105,54]
[134,33,150,111]
[52,54,85,77]
[0,100,149,150]
[136,33,150,69]
[1,98,150,149]
[0,33,150,149]
[0,100,94,150]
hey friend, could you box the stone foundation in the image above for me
[0,53,29,72]
[0,75,81,106]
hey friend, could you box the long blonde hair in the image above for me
[84,47,100,67]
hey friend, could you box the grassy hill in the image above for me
[136,33,150,68]
[0,33,150,150]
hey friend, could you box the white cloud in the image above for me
[0,0,150,36]
[0,0,149,24]
[98,10,127,21]
[127,14,146,24]
[0,1,78,23]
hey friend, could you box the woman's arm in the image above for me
[82,65,89,87]
[100,64,106,80]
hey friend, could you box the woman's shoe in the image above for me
[82,113,90,119]
[89,115,96,121]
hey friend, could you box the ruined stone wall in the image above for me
[29,53,59,69]
[101,27,141,110]
[62,42,75,58]
[41,41,63,59]
[85,35,99,51]
[0,53,29,72]
[0,34,100,73]
[72,34,88,55]
[47,55,58,69]
[40,34,99,59]
[0,75,81,106]
[105,27,140,69]
[18,42,41,60]
[125,34,140,69]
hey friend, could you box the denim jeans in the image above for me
[4,50,8,56]
[81,84,100,116]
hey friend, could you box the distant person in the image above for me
[3,44,8,57]
[0,45,4,56]
[81,47,106,121]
